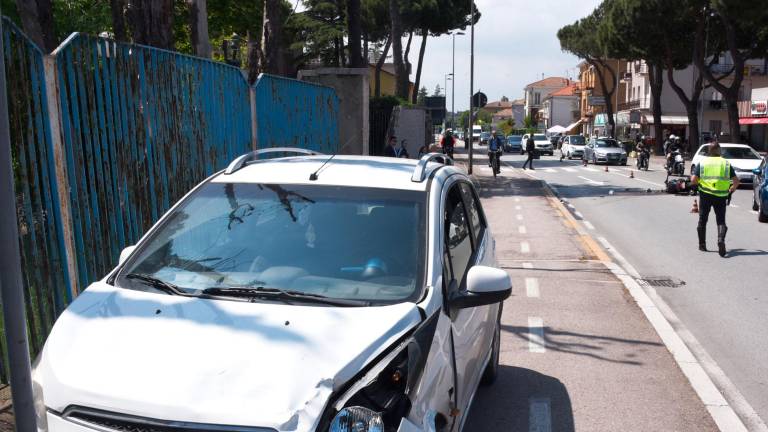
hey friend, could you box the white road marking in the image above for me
[525,278,540,298]
[582,167,598,172]
[515,197,521,202]
[516,214,524,221]
[583,220,595,230]
[578,176,604,186]
[522,170,541,180]
[729,203,739,208]
[543,168,557,173]
[635,178,665,187]
[751,210,760,215]
[519,225,527,234]
[574,211,584,219]
[515,205,522,210]
[521,241,531,253]
[528,317,546,353]
[563,167,577,173]
[523,262,534,269]
[529,398,552,432]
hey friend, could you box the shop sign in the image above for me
[751,100,768,116]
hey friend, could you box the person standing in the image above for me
[522,134,536,170]
[383,136,398,157]
[396,139,410,158]
[691,140,740,256]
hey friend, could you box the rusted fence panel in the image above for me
[254,74,339,153]
[54,34,252,291]
[1,17,72,382]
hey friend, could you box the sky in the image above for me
[411,0,602,111]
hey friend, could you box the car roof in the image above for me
[697,143,752,149]
[211,155,457,191]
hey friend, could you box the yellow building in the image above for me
[369,63,415,99]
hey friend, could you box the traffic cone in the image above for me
[630,170,634,178]
[604,165,609,172]
[690,199,699,213]
[582,158,587,167]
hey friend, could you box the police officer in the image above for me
[691,139,740,256]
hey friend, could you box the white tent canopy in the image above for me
[547,125,567,134]
[564,119,583,131]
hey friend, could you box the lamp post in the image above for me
[468,0,475,174]
[451,32,465,131]
[444,73,453,129]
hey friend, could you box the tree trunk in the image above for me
[648,63,664,155]
[125,0,174,49]
[363,32,369,64]
[725,97,741,143]
[188,0,212,58]
[16,0,57,52]
[665,61,704,155]
[346,0,364,67]
[261,0,286,75]
[389,0,409,99]
[411,30,427,104]
[591,59,617,138]
[246,31,261,85]
[374,36,391,97]
[403,31,413,76]
[110,0,127,42]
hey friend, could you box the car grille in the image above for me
[65,408,275,432]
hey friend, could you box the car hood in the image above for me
[569,144,586,150]
[534,140,551,145]
[594,147,625,154]
[728,159,761,170]
[36,282,422,431]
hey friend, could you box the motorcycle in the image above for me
[489,149,502,177]
[666,149,685,176]
[636,149,650,171]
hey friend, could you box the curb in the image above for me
[539,178,762,432]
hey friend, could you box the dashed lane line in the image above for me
[519,225,527,234]
[583,220,595,230]
[521,242,531,253]
[525,278,540,298]
[529,398,552,432]
[578,176,604,186]
[528,317,546,353]
[516,214,524,221]
[523,262,534,269]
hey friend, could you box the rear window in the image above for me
[533,135,547,141]
[508,136,522,143]
[595,139,620,148]
[699,146,760,159]
[569,136,586,145]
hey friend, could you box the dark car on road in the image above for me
[754,156,768,222]
[505,135,523,153]
[480,132,490,145]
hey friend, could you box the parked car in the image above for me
[32,149,512,432]
[584,137,628,165]
[753,156,768,222]
[506,135,523,153]
[690,143,763,185]
[560,135,587,160]
[480,131,491,145]
[521,133,553,156]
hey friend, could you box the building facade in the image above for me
[541,82,580,132]
[523,77,571,128]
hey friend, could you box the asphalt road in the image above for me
[486,145,768,429]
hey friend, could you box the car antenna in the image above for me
[308,137,353,181]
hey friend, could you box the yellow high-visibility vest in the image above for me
[698,157,731,197]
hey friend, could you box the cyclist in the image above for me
[488,129,504,174]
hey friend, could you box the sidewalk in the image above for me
[459,153,719,431]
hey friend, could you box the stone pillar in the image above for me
[298,68,370,155]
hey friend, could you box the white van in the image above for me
[472,125,482,142]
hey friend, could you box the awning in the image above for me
[565,120,583,131]
[660,115,688,125]
[740,117,768,125]
[547,125,567,133]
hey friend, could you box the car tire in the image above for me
[480,311,501,386]
[760,202,768,223]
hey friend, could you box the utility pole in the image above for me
[0,11,38,431]
[468,0,475,174]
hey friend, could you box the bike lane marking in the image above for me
[528,317,546,353]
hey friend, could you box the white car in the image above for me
[691,143,763,184]
[560,135,587,160]
[32,148,511,432]
[521,133,554,156]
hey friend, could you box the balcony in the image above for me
[618,100,640,111]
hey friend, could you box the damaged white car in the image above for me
[33,149,512,432]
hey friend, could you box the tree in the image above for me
[523,115,535,130]
[433,84,442,96]
[558,5,619,138]
[497,118,515,136]
[346,0,364,67]
[373,36,391,97]
[692,0,768,142]
[389,0,409,99]
[125,0,174,49]
[16,0,56,52]
[188,0,212,57]
[416,86,428,105]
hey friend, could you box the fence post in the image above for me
[43,55,79,298]
[250,84,258,150]
[0,12,38,430]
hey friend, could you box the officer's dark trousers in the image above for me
[698,192,727,226]
[522,153,535,169]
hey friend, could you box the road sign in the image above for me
[472,92,487,108]
[588,96,606,106]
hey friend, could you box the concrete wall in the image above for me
[298,67,370,155]
[390,106,428,158]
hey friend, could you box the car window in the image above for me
[721,147,761,159]
[444,186,474,287]
[570,136,586,145]
[533,134,547,141]
[460,183,485,247]
[117,183,426,303]
[595,139,619,148]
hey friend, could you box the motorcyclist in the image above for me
[666,135,681,170]
[487,129,503,172]
[636,136,650,169]
[441,129,455,159]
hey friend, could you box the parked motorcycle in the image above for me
[666,149,685,176]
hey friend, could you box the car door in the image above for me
[757,157,767,204]
[442,181,495,430]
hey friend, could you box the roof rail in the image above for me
[411,153,453,182]
[224,147,325,175]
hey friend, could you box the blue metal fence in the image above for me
[1,17,71,382]
[54,34,252,290]
[254,74,339,153]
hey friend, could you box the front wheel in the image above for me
[759,201,768,223]
[480,313,501,385]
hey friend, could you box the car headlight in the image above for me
[330,406,384,432]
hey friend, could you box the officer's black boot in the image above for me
[717,225,728,257]
[697,225,707,251]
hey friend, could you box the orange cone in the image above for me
[604,165,609,172]
[690,199,699,213]
[582,159,587,167]
[630,170,634,178]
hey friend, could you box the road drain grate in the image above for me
[639,277,686,288]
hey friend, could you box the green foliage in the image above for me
[289,0,347,66]
[432,83,442,96]
[523,115,535,129]
[497,118,515,136]
[52,0,111,41]
[475,109,491,125]
[1,0,20,25]
[416,86,428,105]
[370,95,403,110]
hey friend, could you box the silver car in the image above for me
[584,137,628,165]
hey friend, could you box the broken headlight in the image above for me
[329,406,384,432]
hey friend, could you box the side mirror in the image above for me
[119,245,136,265]
[449,266,512,310]
[753,168,761,176]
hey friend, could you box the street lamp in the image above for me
[468,0,475,174]
[450,32,465,131]
[445,73,453,129]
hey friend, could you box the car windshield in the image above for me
[595,139,620,148]
[569,136,586,145]
[533,134,547,141]
[508,136,522,142]
[116,183,426,303]
[698,146,761,160]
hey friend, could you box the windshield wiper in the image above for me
[202,286,370,307]
[126,273,196,297]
